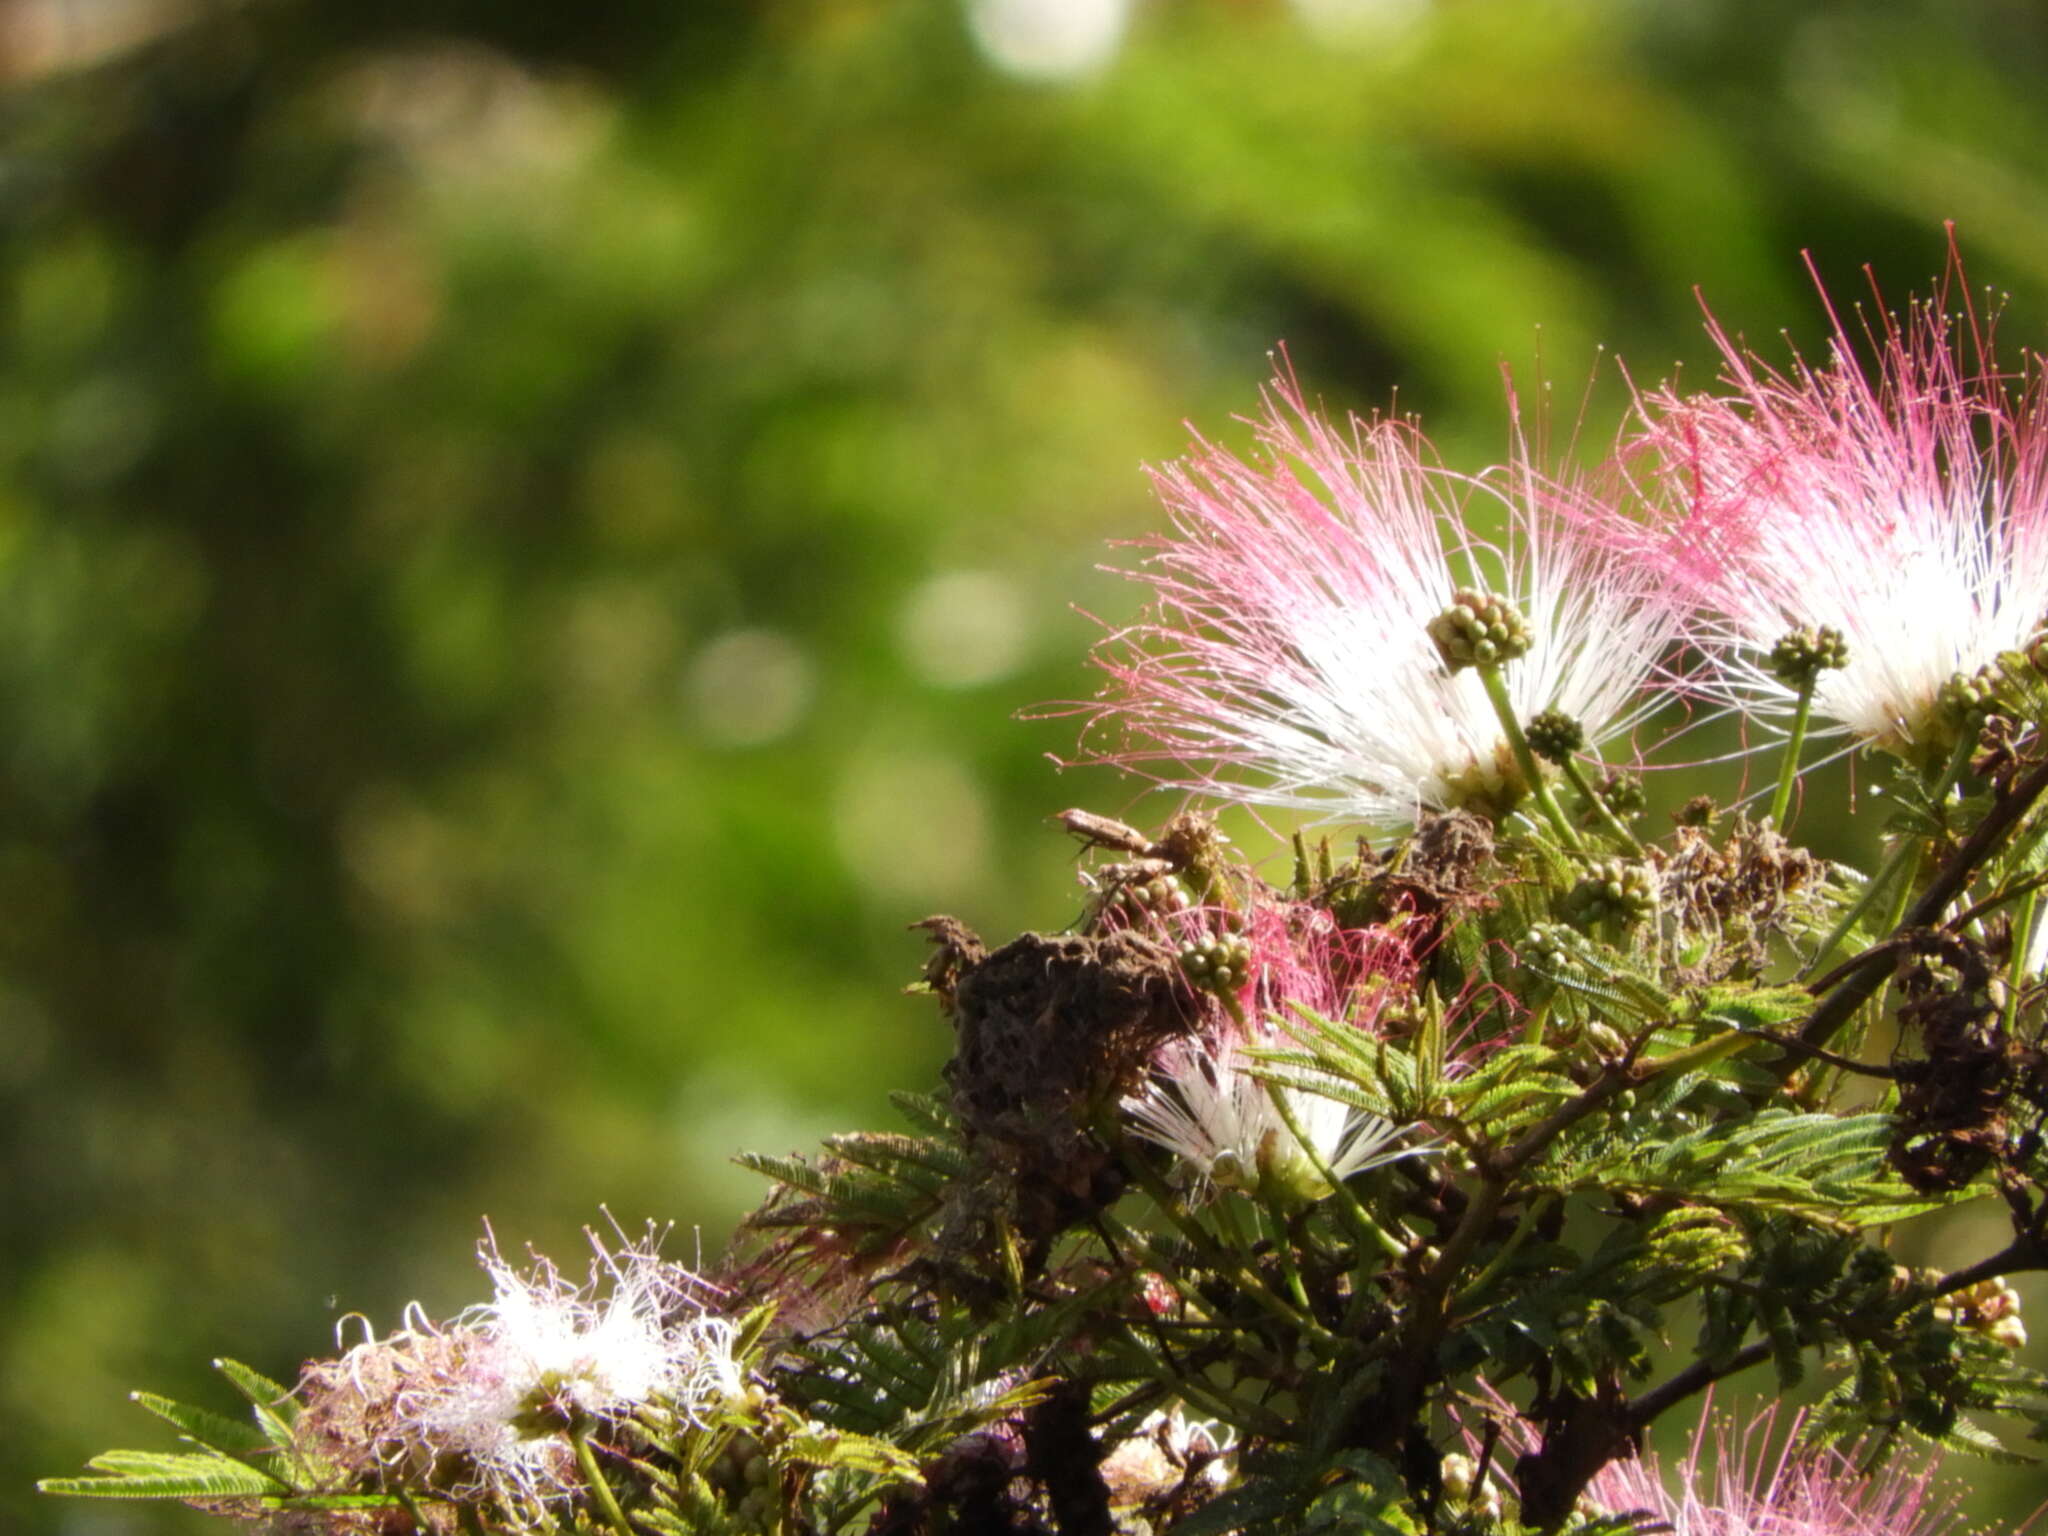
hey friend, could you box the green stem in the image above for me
[1119,1146,1331,1341]
[1877,839,1919,933]
[1560,756,1645,855]
[1094,1211,1307,1379]
[1768,678,1818,828]
[2004,888,2040,1038]
[1521,995,1553,1048]
[1802,833,1920,982]
[1217,986,1250,1033]
[1212,1191,1254,1253]
[2000,803,2048,878]
[1478,665,1585,852]
[1119,1148,1230,1261]
[1264,1198,1314,1312]
[1804,734,1973,981]
[1451,1193,1557,1315]
[569,1423,636,1536]
[1262,1080,1407,1263]
[1942,868,2048,932]
[1639,1023,1762,1079]
[1161,1370,1293,1441]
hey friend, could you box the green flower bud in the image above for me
[1118,873,1193,918]
[1950,1275,2027,1349]
[1988,1315,2029,1351]
[1584,1021,1628,1059]
[1526,708,1585,764]
[1563,859,1655,928]
[1439,1452,1502,1517]
[1598,767,1647,818]
[1936,665,2002,731]
[1767,624,1849,688]
[1428,588,1532,671]
[1520,921,1579,976]
[1439,744,1527,820]
[1179,936,1252,994]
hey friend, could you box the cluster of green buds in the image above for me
[1437,1452,1505,1520]
[1519,921,1581,978]
[1524,708,1584,765]
[1428,589,1531,671]
[1596,767,1646,819]
[1179,935,1252,994]
[1937,1275,2028,1351]
[709,1432,781,1529]
[1563,859,1655,929]
[1438,747,1526,822]
[1116,869,1193,920]
[1935,664,2005,734]
[1766,624,1849,689]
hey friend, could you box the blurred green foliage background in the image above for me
[6,0,2048,1529]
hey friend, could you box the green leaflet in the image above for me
[128,1390,276,1456]
[1690,982,1812,1032]
[211,1357,297,1449]
[1534,1109,1939,1223]
[778,1423,923,1482]
[40,1450,287,1500]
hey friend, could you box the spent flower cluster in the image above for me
[396,1232,740,1500]
[44,242,2048,1535]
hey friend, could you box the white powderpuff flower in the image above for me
[1126,1036,1425,1206]
[1632,257,2048,760]
[1084,365,1680,833]
[399,1229,740,1504]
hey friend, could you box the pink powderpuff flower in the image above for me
[1084,366,1681,835]
[1631,254,2048,760]
[1457,1388,1963,1536]
[1125,899,1432,1205]
[1579,1402,1957,1536]
[1233,892,1416,1025]
[1125,1033,1423,1205]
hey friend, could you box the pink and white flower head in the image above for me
[1124,1033,1423,1205]
[1125,901,1432,1205]
[1634,255,2048,760]
[396,1228,741,1504]
[1580,1402,1956,1536]
[1086,365,1679,834]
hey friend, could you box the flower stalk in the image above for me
[569,1422,636,1536]
[1476,662,1584,851]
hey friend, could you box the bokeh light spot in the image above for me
[683,629,815,748]
[833,745,990,904]
[965,0,1131,81]
[1289,0,1432,46]
[46,375,155,490]
[897,569,1033,689]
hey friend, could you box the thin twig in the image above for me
[1798,755,2048,1057]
